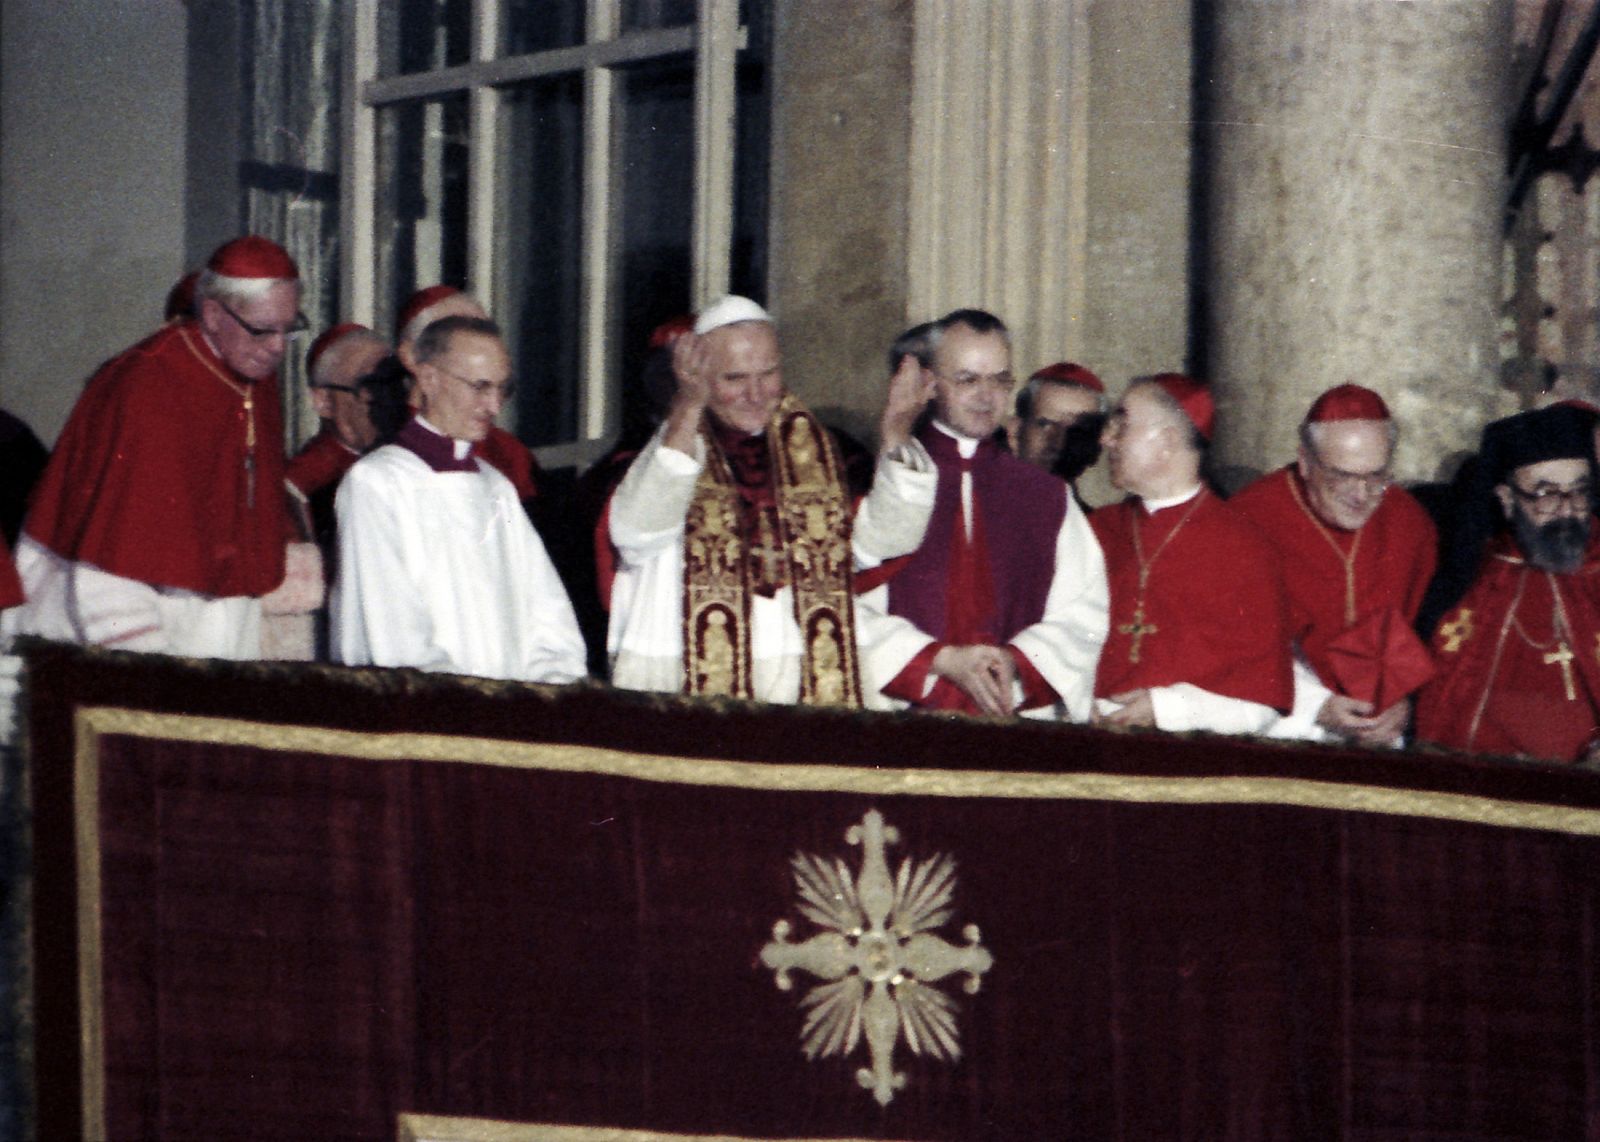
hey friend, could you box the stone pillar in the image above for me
[1202,0,1515,486]
[769,0,915,447]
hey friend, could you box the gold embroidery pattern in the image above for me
[684,464,752,698]
[681,396,861,706]
[773,406,861,708]
[1440,609,1475,653]
[760,810,992,1107]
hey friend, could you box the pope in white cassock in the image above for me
[332,315,586,682]
[605,296,937,707]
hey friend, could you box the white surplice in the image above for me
[332,440,586,683]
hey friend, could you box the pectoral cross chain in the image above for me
[1119,606,1158,664]
[1545,641,1577,702]
[242,389,256,508]
[1124,492,1206,667]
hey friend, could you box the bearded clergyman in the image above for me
[1416,404,1600,763]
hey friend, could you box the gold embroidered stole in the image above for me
[681,395,863,707]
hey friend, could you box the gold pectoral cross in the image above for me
[1119,605,1158,664]
[1440,609,1473,653]
[750,511,787,589]
[1545,640,1577,702]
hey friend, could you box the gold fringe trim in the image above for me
[75,706,1600,836]
[75,712,105,1142]
[399,1113,894,1142]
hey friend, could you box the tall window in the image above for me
[346,0,769,468]
[241,0,344,443]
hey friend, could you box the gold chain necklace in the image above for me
[180,327,257,507]
[1120,488,1207,663]
[1507,568,1578,702]
[1288,472,1362,627]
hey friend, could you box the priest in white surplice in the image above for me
[605,296,937,706]
[332,315,586,683]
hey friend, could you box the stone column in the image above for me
[1201,0,1515,485]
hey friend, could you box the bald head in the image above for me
[1101,380,1203,498]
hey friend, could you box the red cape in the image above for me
[1092,490,1294,712]
[1416,534,1600,763]
[23,322,289,597]
[478,426,540,501]
[286,428,360,496]
[1231,466,1437,695]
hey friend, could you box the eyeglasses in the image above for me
[217,299,310,340]
[932,368,1015,390]
[1510,480,1593,513]
[435,363,516,401]
[1308,452,1390,496]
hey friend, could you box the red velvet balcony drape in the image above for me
[22,642,1600,1141]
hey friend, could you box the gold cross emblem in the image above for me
[749,510,788,589]
[760,811,992,1107]
[1546,641,1578,702]
[1440,609,1474,653]
[1118,605,1158,664]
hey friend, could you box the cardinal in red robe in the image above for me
[1417,403,1600,764]
[1231,384,1437,746]
[288,323,389,498]
[11,236,298,658]
[1092,374,1293,734]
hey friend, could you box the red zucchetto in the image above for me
[1305,383,1391,424]
[649,314,696,350]
[1030,361,1103,393]
[1146,372,1214,441]
[396,285,465,339]
[206,235,299,281]
[305,323,371,378]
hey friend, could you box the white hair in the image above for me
[196,269,298,309]
[311,328,390,387]
[399,292,487,347]
[1300,417,1398,456]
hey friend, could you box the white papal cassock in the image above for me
[332,423,586,683]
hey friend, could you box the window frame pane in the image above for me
[347,0,750,468]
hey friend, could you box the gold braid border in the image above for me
[69,703,1600,1140]
[771,401,861,707]
[398,1113,897,1142]
[683,442,752,699]
[681,395,860,707]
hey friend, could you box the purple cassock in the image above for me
[396,417,480,472]
[884,425,1068,645]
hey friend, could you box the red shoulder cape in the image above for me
[1230,466,1437,688]
[1092,490,1294,712]
[478,426,541,501]
[23,322,289,597]
[1416,535,1600,762]
[286,428,359,496]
